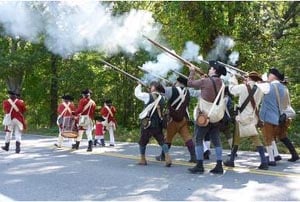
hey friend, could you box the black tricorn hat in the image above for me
[269,67,284,81]
[177,76,188,86]
[104,99,112,105]
[209,60,227,76]
[62,94,73,101]
[7,90,15,95]
[81,89,92,95]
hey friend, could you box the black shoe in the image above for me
[188,156,197,163]
[54,143,61,148]
[274,155,282,161]
[155,155,165,161]
[109,144,115,147]
[204,150,210,160]
[188,165,204,174]
[227,153,238,157]
[258,163,268,170]
[288,155,299,162]
[223,160,235,167]
[268,161,276,166]
[210,166,224,174]
[1,146,9,151]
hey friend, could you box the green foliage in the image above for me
[0,1,299,151]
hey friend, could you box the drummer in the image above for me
[54,94,76,148]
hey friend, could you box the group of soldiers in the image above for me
[1,60,299,176]
[134,60,299,174]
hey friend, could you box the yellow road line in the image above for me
[53,146,300,178]
[98,151,300,178]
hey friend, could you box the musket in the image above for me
[143,35,205,75]
[98,59,147,87]
[217,61,247,76]
[138,66,172,85]
[170,69,188,79]
[199,59,246,78]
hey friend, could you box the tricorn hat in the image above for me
[209,60,227,76]
[177,76,188,86]
[104,99,112,105]
[7,90,15,95]
[62,94,73,101]
[81,89,92,95]
[269,67,284,81]
[247,71,262,82]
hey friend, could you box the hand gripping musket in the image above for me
[98,59,147,87]
[138,66,173,85]
[143,35,205,76]
[170,69,188,79]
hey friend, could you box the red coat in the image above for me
[3,98,26,129]
[74,97,96,118]
[100,105,116,124]
[57,101,76,117]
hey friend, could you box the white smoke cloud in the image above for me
[228,51,239,65]
[181,41,201,63]
[140,40,204,83]
[207,36,235,61]
[0,1,161,58]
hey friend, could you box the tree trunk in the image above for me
[50,54,59,127]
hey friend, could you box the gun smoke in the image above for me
[0,1,161,58]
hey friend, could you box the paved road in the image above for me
[0,134,299,201]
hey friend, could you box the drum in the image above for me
[61,116,78,138]
[61,131,78,138]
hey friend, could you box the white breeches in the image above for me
[76,124,93,141]
[5,119,23,142]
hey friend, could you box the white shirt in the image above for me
[134,84,150,104]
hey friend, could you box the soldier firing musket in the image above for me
[143,35,206,76]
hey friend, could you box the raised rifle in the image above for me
[138,66,173,85]
[98,59,147,87]
[143,35,205,76]
[170,69,188,79]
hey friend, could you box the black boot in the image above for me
[210,160,224,174]
[257,146,268,170]
[189,154,197,163]
[1,142,10,151]
[100,139,105,147]
[155,151,165,161]
[87,140,93,152]
[188,160,204,174]
[72,141,80,150]
[155,143,170,161]
[15,141,21,153]
[280,138,299,162]
[224,145,238,167]
[94,139,98,146]
[203,150,210,160]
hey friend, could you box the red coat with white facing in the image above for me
[74,97,96,118]
[100,105,116,124]
[57,102,76,116]
[3,98,26,129]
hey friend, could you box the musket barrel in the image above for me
[217,61,247,75]
[98,59,147,86]
[143,35,205,75]
[171,69,188,79]
[138,66,172,85]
